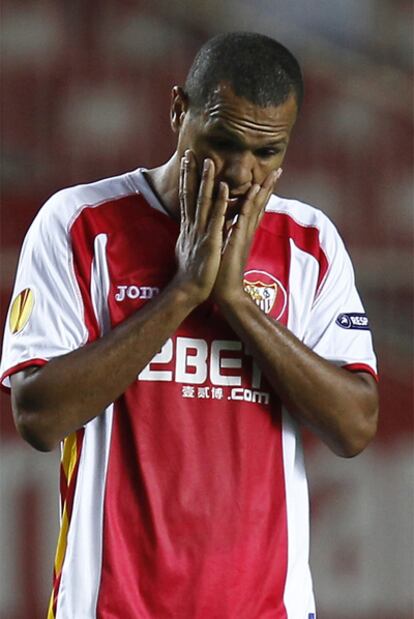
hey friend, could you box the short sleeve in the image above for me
[302,224,378,379]
[0,194,88,390]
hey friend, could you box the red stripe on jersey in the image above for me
[59,429,84,514]
[65,430,85,519]
[59,467,67,511]
[51,428,85,616]
[70,214,100,343]
[343,362,379,382]
[51,569,62,617]
[260,211,329,291]
[0,358,48,392]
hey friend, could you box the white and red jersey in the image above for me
[0,169,377,619]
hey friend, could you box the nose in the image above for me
[221,151,254,193]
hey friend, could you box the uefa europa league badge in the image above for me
[9,288,34,334]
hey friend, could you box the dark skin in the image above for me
[10,82,378,456]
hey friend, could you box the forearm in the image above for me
[10,154,230,452]
[11,281,198,451]
[218,293,378,457]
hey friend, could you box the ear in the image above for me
[170,86,189,133]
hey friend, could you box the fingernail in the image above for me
[203,159,211,172]
[252,183,261,195]
[276,168,283,179]
[219,181,228,195]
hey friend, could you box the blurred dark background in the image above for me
[1,1,413,618]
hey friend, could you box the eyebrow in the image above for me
[207,124,288,147]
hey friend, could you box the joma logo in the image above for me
[115,285,160,301]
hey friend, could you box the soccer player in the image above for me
[1,32,378,618]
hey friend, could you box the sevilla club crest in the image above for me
[243,270,287,319]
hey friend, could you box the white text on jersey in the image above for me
[138,338,260,385]
[115,285,160,301]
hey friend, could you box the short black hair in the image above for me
[184,32,304,111]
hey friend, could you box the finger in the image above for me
[179,149,198,223]
[254,168,279,210]
[237,176,275,247]
[228,167,280,240]
[207,180,228,239]
[250,168,281,228]
[236,183,261,228]
[262,167,282,193]
[179,154,188,224]
[195,158,215,230]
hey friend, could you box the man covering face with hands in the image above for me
[1,32,378,619]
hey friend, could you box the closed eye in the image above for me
[207,137,241,152]
[255,147,282,159]
[206,134,284,158]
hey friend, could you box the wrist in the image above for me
[167,276,209,311]
[214,286,249,312]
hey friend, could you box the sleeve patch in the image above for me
[9,288,35,334]
[335,312,370,330]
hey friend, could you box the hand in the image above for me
[173,150,228,304]
[212,169,280,306]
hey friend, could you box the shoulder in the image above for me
[32,169,142,237]
[263,194,347,263]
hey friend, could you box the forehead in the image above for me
[198,82,297,139]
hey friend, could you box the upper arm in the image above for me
[0,194,87,391]
[351,370,379,413]
[9,365,53,450]
[303,220,378,379]
[10,365,40,398]
[10,365,44,419]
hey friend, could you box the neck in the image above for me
[144,154,181,220]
